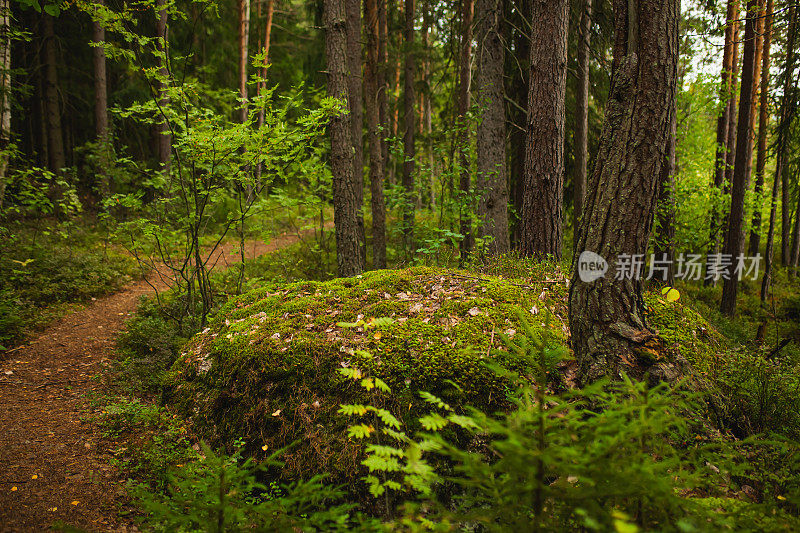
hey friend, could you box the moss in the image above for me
[164,266,567,488]
[164,266,731,495]
[644,291,728,375]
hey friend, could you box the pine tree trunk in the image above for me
[474,0,509,254]
[781,6,798,266]
[401,0,415,257]
[568,0,679,383]
[92,0,109,197]
[573,0,592,250]
[345,0,365,261]
[743,0,765,189]
[238,0,250,125]
[720,0,759,316]
[324,0,365,276]
[378,0,389,174]
[456,0,473,259]
[0,0,11,211]
[255,0,274,180]
[519,0,569,258]
[724,19,740,189]
[420,0,434,208]
[155,0,171,173]
[748,0,773,256]
[365,0,387,268]
[42,14,65,176]
[705,0,738,285]
[507,0,529,248]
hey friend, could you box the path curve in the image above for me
[0,230,317,532]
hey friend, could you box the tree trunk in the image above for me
[742,0,765,189]
[420,0,434,208]
[573,0,592,250]
[568,0,679,383]
[474,0,509,254]
[155,0,171,173]
[365,0,387,268]
[238,0,250,125]
[519,0,569,258]
[324,0,365,276]
[720,0,759,316]
[92,0,109,197]
[724,18,740,189]
[705,0,738,285]
[255,0,274,180]
[42,14,65,176]
[401,0,415,257]
[378,0,389,174]
[345,0,365,261]
[748,0,773,256]
[0,0,11,211]
[456,0,473,259]
[507,0,530,248]
[781,6,798,266]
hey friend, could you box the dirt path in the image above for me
[0,231,315,532]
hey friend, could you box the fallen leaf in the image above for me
[262,444,269,451]
[467,307,480,317]
[11,486,17,492]
[31,475,38,480]
[272,409,282,417]
[71,501,79,506]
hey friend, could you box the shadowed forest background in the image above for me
[2,0,800,530]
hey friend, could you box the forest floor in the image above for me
[0,231,315,532]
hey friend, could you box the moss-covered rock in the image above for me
[164,266,727,490]
[164,267,569,484]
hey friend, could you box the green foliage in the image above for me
[131,442,371,532]
[0,224,137,348]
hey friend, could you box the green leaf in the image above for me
[419,413,449,431]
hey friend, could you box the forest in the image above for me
[1,0,800,530]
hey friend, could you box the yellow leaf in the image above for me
[31,475,38,480]
[664,288,680,302]
[261,444,269,451]
[71,501,79,506]
[778,495,787,501]
[271,409,282,417]
[48,507,57,512]
[373,331,382,340]
[11,486,17,492]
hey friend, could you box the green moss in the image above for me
[164,266,566,487]
[644,291,728,375]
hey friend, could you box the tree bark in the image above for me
[475,0,509,254]
[742,0,765,189]
[519,0,569,258]
[724,18,740,189]
[92,0,109,197]
[720,0,759,316]
[748,0,773,256]
[365,0,387,268]
[155,0,171,173]
[345,0,365,261]
[456,0,473,259]
[378,0,389,174]
[401,0,415,257]
[573,0,592,250]
[324,0,365,276]
[42,14,65,176]
[568,0,679,383]
[238,0,250,125]
[420,0,434,207]
[507,0,530,248]
[781,6,798,266]
[705,0,738,285]
[255,0,274,180]
[0,0,11,211]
